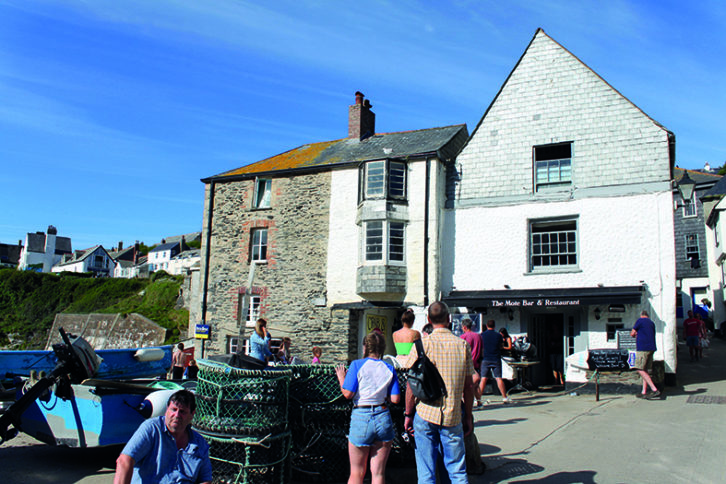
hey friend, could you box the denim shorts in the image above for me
[348,407,394,447]
[481,359,503,378]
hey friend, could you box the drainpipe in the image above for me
[201,181,216,357]
[423,157,431,307]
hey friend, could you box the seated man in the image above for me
[114,389,212,484]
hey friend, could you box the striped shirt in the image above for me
[408,327,475,426]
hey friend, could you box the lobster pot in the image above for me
[285,364,349,430]
[281,364,351,482]
[200,430,292,484]
[193,360,291,436]
[290,427,348,483]
[389,369,415,463]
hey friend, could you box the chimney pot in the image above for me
[348,91,375,140]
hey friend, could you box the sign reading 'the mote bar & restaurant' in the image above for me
[491,299,581,308]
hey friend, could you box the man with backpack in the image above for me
[404,301,476,483]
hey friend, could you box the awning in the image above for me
[330,301,411,310]
[443,286,643,309]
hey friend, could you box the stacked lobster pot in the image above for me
[285,364,352,482]
[193,360,293,484]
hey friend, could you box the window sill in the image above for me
[525,267,582,276]
[250,206,272,211]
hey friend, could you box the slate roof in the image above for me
[54,245,107,267]
[203,124,468,181]
[108,245,136,261]
[703,173,726,198]
[0,243,22,265]
[149,241,181,253]
[164,232,201,244]
[25,232,72,254]
[674,167,721,187]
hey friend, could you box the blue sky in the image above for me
[1,1,724,250]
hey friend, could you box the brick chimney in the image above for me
[348,91,375,140]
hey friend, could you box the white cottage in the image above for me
[442,29,677,386]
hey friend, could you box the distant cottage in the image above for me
[18,225,72,272]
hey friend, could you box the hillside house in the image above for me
[18,226,72,272]
[52,245,115,276]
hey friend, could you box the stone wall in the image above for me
[200,171,355,362]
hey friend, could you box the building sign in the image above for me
[490,299,581,308]
[195,324,210,340]
[366,314,387,334]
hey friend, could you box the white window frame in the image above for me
[529,218,578,271]
[685,234,700,262]
[227,336,240,354]
[246,295,261,327]
[363,221,405,264]
[360,160,407,202]
[682,194,697,218]
[253,178,272,209]
[250,228,268,262]
[534,142,572,191]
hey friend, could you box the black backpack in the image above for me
[407,339,447,403]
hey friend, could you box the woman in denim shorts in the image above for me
[336,331,401,484]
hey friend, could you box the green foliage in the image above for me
[0,269,188,349]
[717,164,726,176]
[186,239,202,249]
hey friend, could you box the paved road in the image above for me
[3,337,725,483]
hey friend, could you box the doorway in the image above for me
[529,313,566,387]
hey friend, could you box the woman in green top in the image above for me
[393,309,420,365]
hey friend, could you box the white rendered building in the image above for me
[442,29,677,385]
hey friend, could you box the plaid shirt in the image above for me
[409,327,475,426]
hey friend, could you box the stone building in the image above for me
[197,93,468,362]
[442,29,678,386]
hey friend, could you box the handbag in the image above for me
[407,339,448,403]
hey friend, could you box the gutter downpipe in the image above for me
[424,156,431,307]
[200,180,216,358]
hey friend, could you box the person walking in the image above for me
[404,301,475,484]
[460,319,482,405]
[479,320,510,403]
[683,310,701,361]
[171,343,185,380]
[335,331,401,484]
[631,310,661,400]
[249,318,272,365]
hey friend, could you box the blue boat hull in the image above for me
[18,383,149,447]
[0,346,173,381]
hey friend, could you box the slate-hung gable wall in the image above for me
[456,32,669,204]
[201,172,351,362]
[445,29,677,381]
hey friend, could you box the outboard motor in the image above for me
[0,328,100,444]
[512,336,537,361]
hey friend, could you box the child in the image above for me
[311,346,322,364]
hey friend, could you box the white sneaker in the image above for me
[502,397,512,404]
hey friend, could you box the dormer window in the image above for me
[359,160,406,202]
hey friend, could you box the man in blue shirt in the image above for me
[631,310,660,400]
[479,319,510,403]
[114,390,213,484]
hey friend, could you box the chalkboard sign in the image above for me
[587,348,631,371]
[617,330,637,350]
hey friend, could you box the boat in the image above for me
[0,328,183,448]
